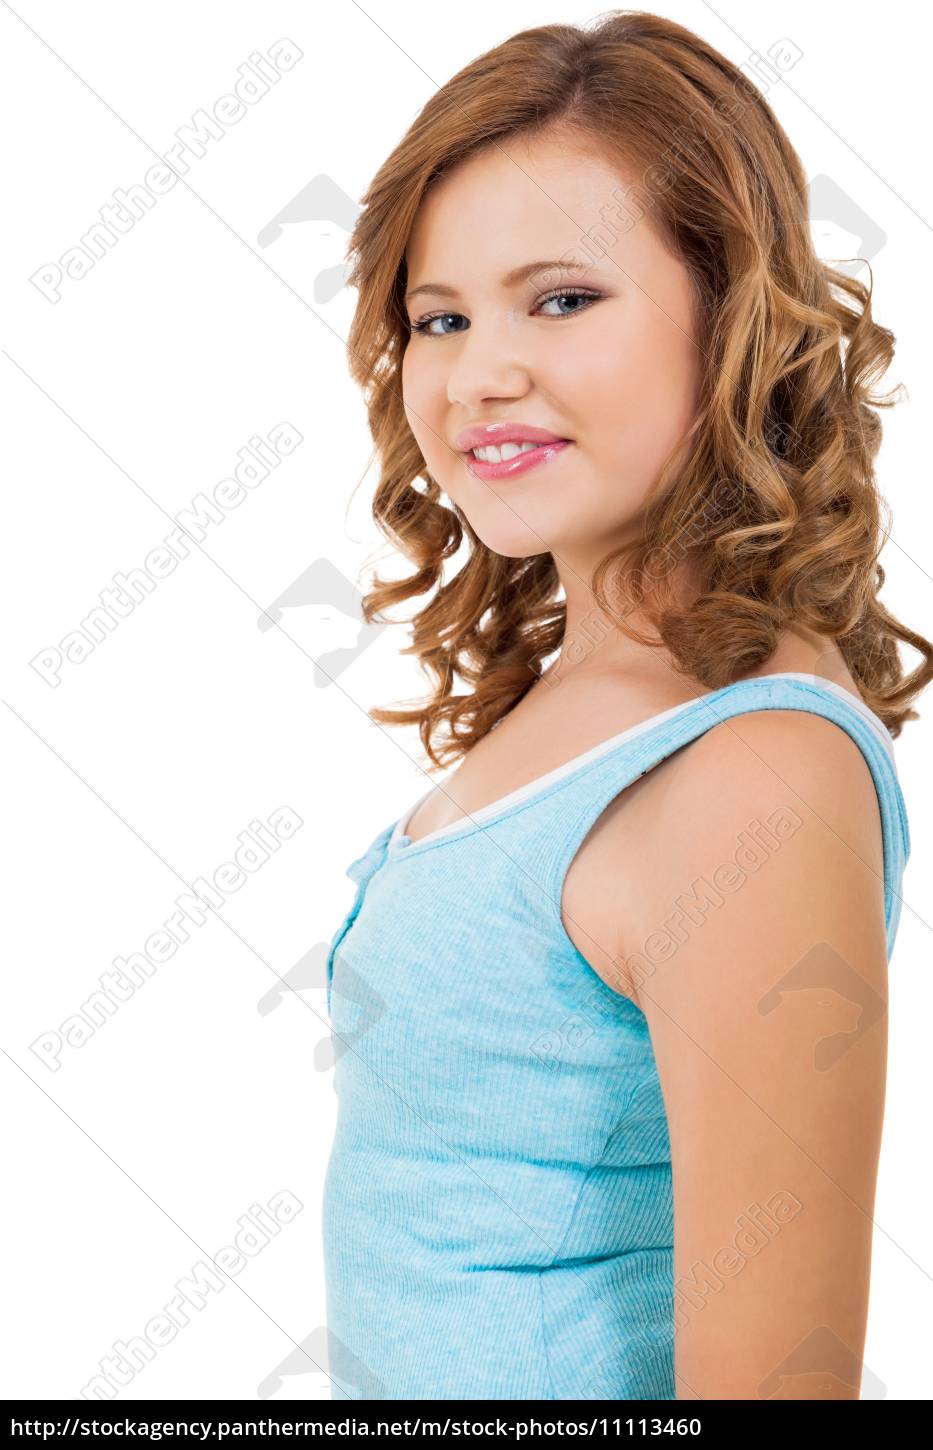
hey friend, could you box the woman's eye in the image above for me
[409,289,601,337]
[410,312,468,338]
[536,289,601,318]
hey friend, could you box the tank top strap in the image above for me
[527,674,909,959]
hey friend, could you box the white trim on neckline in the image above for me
[388,672,894,853]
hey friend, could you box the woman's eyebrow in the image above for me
[405,259,597,304]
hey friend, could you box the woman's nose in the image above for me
[445,322,532,409]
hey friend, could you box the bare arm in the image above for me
[619,710,889,1400]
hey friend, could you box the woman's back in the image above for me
[322,671,909,1399]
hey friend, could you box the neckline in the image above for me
[388,672,893,856]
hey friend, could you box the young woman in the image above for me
[322,11,931,1401]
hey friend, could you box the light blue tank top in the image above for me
[322,673,910,1400]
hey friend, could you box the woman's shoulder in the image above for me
[599,700,887,1011]
[665,702,883,831]
[636,701,884,891]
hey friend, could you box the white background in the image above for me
[2,0,930,1402]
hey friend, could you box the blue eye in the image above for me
[409,287,602,337]
[536,288,600,318]
[410,312,468,338]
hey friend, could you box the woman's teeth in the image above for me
[471,441,543,463]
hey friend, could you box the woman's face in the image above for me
[401,131,703,568]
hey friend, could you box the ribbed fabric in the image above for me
[322,674,911,1400]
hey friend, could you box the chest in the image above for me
[402,711,678,1004]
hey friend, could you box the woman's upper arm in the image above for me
[624,709,889,1400]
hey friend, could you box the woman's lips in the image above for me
[465,439,572,481]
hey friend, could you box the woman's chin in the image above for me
[446,492,567,558]
[462,517,557,560]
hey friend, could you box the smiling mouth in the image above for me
[469,439,568,462]
[464,439,572,480]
